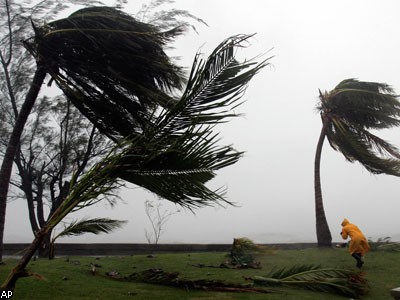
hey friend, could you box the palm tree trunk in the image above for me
[1,233,44,291]
[314,116,332,247]
[0,66,46,262]
[2,211,62,288]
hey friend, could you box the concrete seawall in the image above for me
[4,243,318,256]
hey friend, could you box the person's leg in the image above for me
[352,252,364,268]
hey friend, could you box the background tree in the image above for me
[1,95,113,257]
[0,0,111,262]
[314,78,400,247]
[144,199,179,255]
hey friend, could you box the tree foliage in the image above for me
[133,0,207,32]
[0,0,103,121]
[52,217,126,239]
[317,79,400,175]
[24,6,187,140]
[49,217,126,259]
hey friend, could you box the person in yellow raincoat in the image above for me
[341,218,370,268]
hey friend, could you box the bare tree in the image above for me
[6,95,113,257]
[0,0,106,262]
[144,199,179,254]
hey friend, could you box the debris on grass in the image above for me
[119,268,272,293]
[249,264,369,298]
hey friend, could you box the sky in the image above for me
[5,0,400,244]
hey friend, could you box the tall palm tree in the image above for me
[314,79,400,247]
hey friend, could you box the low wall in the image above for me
[3,243,318,256]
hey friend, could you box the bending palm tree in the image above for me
[1,21,269,291]
[315,79,400,247]
[0,6,190,261]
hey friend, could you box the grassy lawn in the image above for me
[1,247,400,299]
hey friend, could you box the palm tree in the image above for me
[0,6,190,261]
[1,14,270,289]
[314,78,400,247]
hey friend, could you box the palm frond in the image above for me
[25,6,186,140]
[44,32,267,231]
[45,127,236,226]
[113,35,269,208]
[253,264,368,298]
[53,218,127,241]
[116,125,242,208]
[318,79,400,176]
[326,117,400,176]
[156,34,272,134]
[320,79,400,129]
[334,78,394,93]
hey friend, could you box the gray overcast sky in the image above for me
[5,0,400,244]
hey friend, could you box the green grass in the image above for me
[1,247,400,299]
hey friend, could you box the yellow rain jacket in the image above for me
[341,218,369,256]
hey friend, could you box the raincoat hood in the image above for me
[341,218,350,226]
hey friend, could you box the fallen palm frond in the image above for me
[251,264,368,298]
[191,262,261,270]
[368,237,400,252]
[121,268,272,293]
[107,265,367,297]
[375,242,400,251]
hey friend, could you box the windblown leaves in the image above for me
[317,78,400,176]
[53,218,126,241]
[44,32,268,228]
[158,34,270,134]
[25,6,186,140]
[23,7,270,210]
[115,35,270,208]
